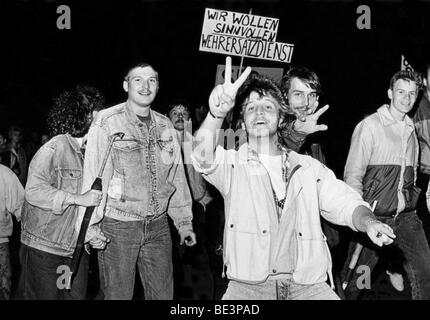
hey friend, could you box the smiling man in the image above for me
[192,57,395,300]
[80,62,196,300]
[343,70,430,300]
[278,66,329,154]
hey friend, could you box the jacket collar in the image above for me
[377,104,414,128]
[124,101,168,130]
[237,142,309,171]
[65,134,84,155]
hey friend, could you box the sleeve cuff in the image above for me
[346,200,371,232]
[191,145,226,175]
[52,190,70,215]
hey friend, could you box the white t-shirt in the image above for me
[258,153,286,201]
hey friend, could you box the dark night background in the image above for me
[0,0,429,176]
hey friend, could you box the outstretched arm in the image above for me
[352,205,395,247]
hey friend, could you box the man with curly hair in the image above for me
[17,85,108,299]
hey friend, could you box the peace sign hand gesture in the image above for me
[209,56,252,119]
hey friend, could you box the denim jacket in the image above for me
[21,134,84,257]
[78,102,193,231]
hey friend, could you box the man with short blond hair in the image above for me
[81,62,196,300]
[344,70,430,300]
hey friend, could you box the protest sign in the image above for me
[200,8,294,63]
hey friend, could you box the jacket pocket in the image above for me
[224,216,270,282]
[42,206,78,248]
[294,231,331,284]
[362,165,400,216]
[112,140,144,171]
[112,141,146,200]
[362,178,380,202]
[58,168,81,194]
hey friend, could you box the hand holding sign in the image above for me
[209,56,252,119]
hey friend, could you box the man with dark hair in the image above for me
[279,66,327,160]
[167,101,214,299]
[6,125,27,185]
[0,131,8,162]
[81,62,196,300]
[278,66,329,153]
[343,70,430,300]
[280,66,343,291]
[17,85,107,300]
[413,63,430,244]
[167,101,212,213]
[192,57,395,300]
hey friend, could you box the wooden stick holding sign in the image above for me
[238,8,252,77]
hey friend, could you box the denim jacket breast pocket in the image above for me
[112,140,146,200]
[57,168,82,194]
[156,130,178,166]
[112,140,145,171]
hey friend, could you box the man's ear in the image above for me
[278,113,284,126]
[424,78,428,88]
[387,88,393,100]
[241,121,246,131]
[123,80,129,93]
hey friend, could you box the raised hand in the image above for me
[293,104,329,135]
[209,56,252,118]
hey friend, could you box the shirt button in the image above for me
[262,230,267,234]
[272,269,277,273]
[230,224,234,228]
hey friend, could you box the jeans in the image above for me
[415,172,430,244]
[0,242,11,300]
[99,214,173,300]
[343,211,430,300]
[17,244,89,300]
[222,279,339,300]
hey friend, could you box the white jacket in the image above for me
[192,143,369,285]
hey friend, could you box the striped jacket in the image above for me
[344,105,420,217]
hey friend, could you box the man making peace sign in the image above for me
[191,57,395,300]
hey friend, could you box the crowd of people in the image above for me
[0,56,430,300]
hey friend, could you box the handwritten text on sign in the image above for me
[200,8,294,63]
